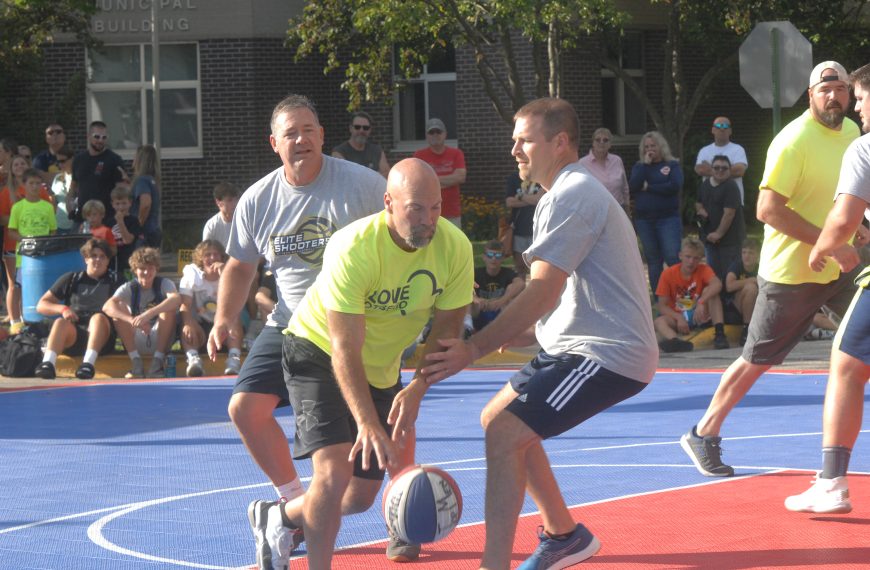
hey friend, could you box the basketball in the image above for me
[382,464,463,544]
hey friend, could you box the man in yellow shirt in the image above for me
[247,158,473,570]
[682,61,868,477]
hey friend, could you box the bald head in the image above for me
[385,158,442,251]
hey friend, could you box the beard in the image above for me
[812,98,846,129]
[404,223,436,249]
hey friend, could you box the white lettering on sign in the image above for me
[92,0,196,34]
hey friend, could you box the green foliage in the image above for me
[461,194,506,241]
[288,0,626,117]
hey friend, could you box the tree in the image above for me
[0,0,97,140]
[287,0,870,159]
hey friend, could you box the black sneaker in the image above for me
[680,426,734,477]
[659,337,693,353]
[35,361,56,379]
[76,362,95,380]
[713,331,729,350]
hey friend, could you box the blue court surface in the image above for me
[1,369,868,569]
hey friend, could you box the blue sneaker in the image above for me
[518,524,601,569]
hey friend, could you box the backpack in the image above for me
[130,276,165,316]
[0,331,43,377]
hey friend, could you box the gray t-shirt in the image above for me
[526,162,658,383]
[202,212,232,248]
[228,155,386,327]
[332,141,384,172]
[113,277,178,325]
[836,133,870,220]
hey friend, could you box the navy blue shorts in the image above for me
[836,286,870,365]
[506,351,647,439]
[231,325,288,407]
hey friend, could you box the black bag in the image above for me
[0,332,43,377]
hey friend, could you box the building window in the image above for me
[394,44,457,148]
[86,43,201,159]
[601,31,646,138]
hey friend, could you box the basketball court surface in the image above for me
[2,367,868,569]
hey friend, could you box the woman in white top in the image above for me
[578,127,630,214]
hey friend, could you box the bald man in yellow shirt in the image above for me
[246,158,473,570]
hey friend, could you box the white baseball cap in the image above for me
[809,61,849,89]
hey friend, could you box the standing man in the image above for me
[331,111,390,177]
[206,95,385,563]
[247,158,473,569]
[695,154,745,280]
[681,61,865,477]
[32,122,66,184]
[695,116,749,203]
[423,98,658,569]
[69,121,126,224]
[785,62,870,514]
[413,118,466,228]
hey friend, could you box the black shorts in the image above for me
[283,333,400,481]
[66,314,116,356]
[232,325,288,406]
[506,351,647,439]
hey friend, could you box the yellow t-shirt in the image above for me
[758,110,860,284]
[287,211,473,388]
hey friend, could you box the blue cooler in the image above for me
[20,235,89,323]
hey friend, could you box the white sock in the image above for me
[228,348,241,359]
[43,350,57,364]
[83,349,98,365]
[275,478,304,501]
[153,351,165,362]
[186,349,199,362]
[128,350,140,361]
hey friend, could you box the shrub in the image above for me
[461,195,507,241]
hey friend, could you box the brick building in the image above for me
[4,0,840,243]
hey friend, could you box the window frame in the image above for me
[600,30,646,143]
[86,42,203,160]
[392,59,458,153]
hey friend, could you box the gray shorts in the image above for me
[513,234,532,254]
[231,325,288,407]
[743,268,858,365]
[283,333,400,480]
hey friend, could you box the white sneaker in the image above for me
[224,355,241,375]
[248,500,293,570]
[186,356,204,377]
[785,473,852,514]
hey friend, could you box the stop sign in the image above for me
[739,21,813,109]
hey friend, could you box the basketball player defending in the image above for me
[423,98,659,569]
[247,158,473,569]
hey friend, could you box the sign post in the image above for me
[739,21,812,136]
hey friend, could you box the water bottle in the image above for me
[164,354,177,378]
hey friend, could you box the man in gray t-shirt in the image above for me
[207,95,385,562]
[423,98,658,569]
[331,111,390,178]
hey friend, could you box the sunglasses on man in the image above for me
[352,124,371,131]
[713,122,731,129]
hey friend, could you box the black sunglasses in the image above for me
[353,124,371,131]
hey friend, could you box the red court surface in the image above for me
[306,471,870,569]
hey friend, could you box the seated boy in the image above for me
[724,237,759,346]
[109,184,144,278]
[179,240,243,376]
[81,199,117,258]
[103,247,181,378]
[8,167,57,333]
[471,239,525,331]
[655,236,729,352]
[34,239,121,379]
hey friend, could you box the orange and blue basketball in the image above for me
[382,464,463,544]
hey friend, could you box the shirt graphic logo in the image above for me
[271,217,336,266]
[366,269,442,316]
